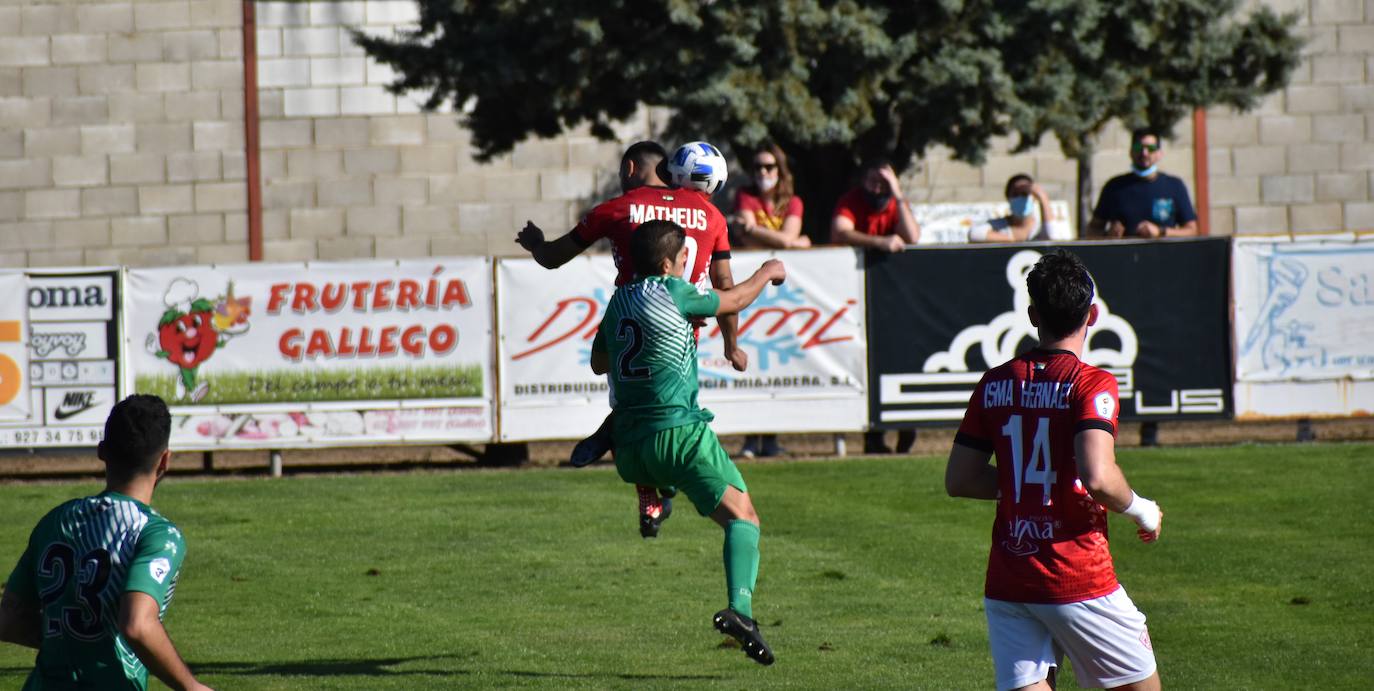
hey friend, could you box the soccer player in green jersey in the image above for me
[590,219,786,666]
[0,395,212,691]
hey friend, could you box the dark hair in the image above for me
[751,142,796,209]
[1131,128,1162,147]
[1004,173,1033,198]
[97,394,171,477]
[630,220,686,277]
[623,141,667,172]
[1026,249,1096,339]
[859,155,892,174]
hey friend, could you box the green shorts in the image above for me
[614,421,747,516]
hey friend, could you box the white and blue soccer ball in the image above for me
[667,141,728,195]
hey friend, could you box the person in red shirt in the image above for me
[734,143,811,250]
[945,249,1163,691]
[829,156,921,253]
[516,141,746,537]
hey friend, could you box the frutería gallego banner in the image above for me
[0,269,116,446]
[0,271,31,424]
[496,248,868,441]
[122,259,493,448]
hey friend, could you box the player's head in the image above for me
[97,394,172,483]
[630,219,687,278]
[620,141,668,192]
[1026,249,1098,341]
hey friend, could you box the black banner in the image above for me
[867,238,1232,428]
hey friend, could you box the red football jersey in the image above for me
[833,188,900,236]
[956,348,1122,604]
[572,185,731,287]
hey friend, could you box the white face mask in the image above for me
[755,175,778,192]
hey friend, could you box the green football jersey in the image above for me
[593,274,721,444]
[4,491,186,691]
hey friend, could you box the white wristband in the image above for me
[1122,491,1160,532]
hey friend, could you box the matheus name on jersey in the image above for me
[628,204,709,231]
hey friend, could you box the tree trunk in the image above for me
[1076,148,1094,238]
[782,142,855,246]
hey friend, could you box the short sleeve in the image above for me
[124,522,186,605]
[1173,179,1197,224]
[833,191,860,223]
[954,375,994,452]
[734,190,762,214]
[1074,372,1119,436]
[711,209,731,255]
[666,277,720,319]
[571,200,615,247]
[4,540,38,602]
[784,196,804,218]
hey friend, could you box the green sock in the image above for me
[723,520,761,620]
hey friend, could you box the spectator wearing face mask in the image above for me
[734,143,812,250]
[829,156,921,252]
[1087,128,1198,239]
[969,174,1053,243]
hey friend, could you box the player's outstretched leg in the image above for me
[571,412,614,467]
[710,486,772,665]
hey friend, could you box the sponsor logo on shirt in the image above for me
[150,557,171,584]
[1094,392,1115,419]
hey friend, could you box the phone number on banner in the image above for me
[0,427,104,447]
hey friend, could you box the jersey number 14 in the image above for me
[1001,414,1057,505]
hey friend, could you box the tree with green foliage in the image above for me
[357,0,1300,239]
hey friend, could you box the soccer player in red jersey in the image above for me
[945,249,1164,691]
[516,141,746,537]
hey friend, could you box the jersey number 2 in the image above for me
[1000,414,1057,505]
[616,318,650,380]
[37,543,112,641]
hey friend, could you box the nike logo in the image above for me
[54,392,100,420]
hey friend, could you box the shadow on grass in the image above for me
[190,655,725,682]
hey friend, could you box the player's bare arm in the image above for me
[880,166,921,244]
[0,590,41,649]
[710,258,748,372]
[715,260,786,315]
[516,221,585,269]
[119,591,214,691]
[944,443,998,500]
[1075,429,1163,542]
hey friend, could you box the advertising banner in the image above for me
[0,271,33,425]
[497,248,868,441]
[911,200,1075,245]
[123,259,494,448]
[868,239,1232,427]
[0,270,116,445]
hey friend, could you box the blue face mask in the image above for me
[1008,196,1034,218]
[1133,163,1158,178]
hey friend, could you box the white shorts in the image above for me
[985,586,1156,690]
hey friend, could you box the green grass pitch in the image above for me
[1,443,1370,689]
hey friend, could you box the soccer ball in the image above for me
[667,141,728,195]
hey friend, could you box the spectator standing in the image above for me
[829,157,921,252]
[970,174,1053,243]
[1087,128,1198,239]
[735,144,811,250]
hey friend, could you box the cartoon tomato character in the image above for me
[155,298,221,402]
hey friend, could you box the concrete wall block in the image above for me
[1284,85,1341,114]
[193,120,244,152]
[0,159,52,190]
[111,216,168,246]
[520,202,573,236]
[289,208,345,238]
[311,1,367,25]
[259,119,313,148]
[51,35,107,65]
[1234,205,1289,234]
[24,190,80,219]
[0,192,21,222]
[284,27,340,56]
[80,187,137,216]
[139,184,194,215]
[1231,146,1287,175]
[52,218,109,246]
[369,116,426,146]
[188,0,240,29]
[284,87,339,117]
[164,91,221,122]
[1262,175,1316,204]
[1290,203,1344,232]
[136,62,193,93]
[0,37,50,68]
[286,150,345,179]
[0,68,18,97]
[77,4,134,33]
[220,89,244,120]
[263,239,317,262]
[25,127,81,157]
[1337,24,1374,52]
[1258,115,1313,145]
[1316,172,1368,201]
[512,140,568,169]
[480,171,539,202]
[374,178,428,205]
[163,30,219,62]
[340,86,395,115]
[1340,142,1374,170]
[110,245,197,267]
[1312,114,1365,143]
[540,169,595,201]
[314,117,368,147]
[52,96,109,126]
[166,151,221,183]
[194,182,246,212]
[1211,176,1262,205]
[310,57,365,86]
[429,174,482,204]
[21,6,78,36]
[52,156,109,187]
[1207,206,1235,237]
[1346,201,1374,229]
[197,243,249,264]
[77,64,135,95]
[222,151,246,180]
[376,236,430,258]
[134,2,192,31]
[135,123,193,154]
[26,249,83,267]
[0,97,50,129]
[81,124,136,155]
[227,210,255,241]
[343,148,399,175]
[366,0,421,25]
[1312,0,1364,23]
[0,8,14,37]
[431,233,488,257]
[365,59,396,86]
[257,28,282,58]
[1298,25,1339,55]
[0,221,54,251]
[190,60,241,91]
[0,131,18,158]
[318,236,376,260]
[1207,148,1233,178]
[1312,54,1366,84]
[169,213,225,245]
[258,58,310,88]
[400,146,457,175]
[107,93,164,123]
[402,206,455,235]
[23,67,79,98]
[107,34,160,63]
[456,203,514,235]
[345,206,401,236]
[258,2,309,27]
[111,153,167,185]
[264,180,315,209]
[1207,116,1260,147]
[1290,143,1344,172]
[427,114,468,145]
[316,178,372,207]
